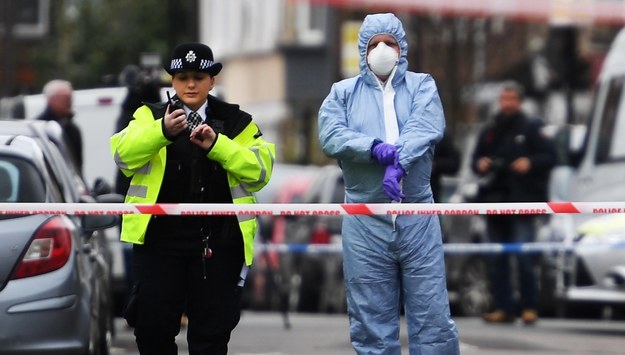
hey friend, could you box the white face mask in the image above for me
[367,42,399,77]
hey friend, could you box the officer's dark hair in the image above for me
[500,80,525,100]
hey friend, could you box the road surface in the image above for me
[111,312,625,354]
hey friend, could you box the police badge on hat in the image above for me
[166,43,223,76]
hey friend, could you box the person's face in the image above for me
[366,34,400,80]
[498,88,522,116]
[366,34,400,56]
[172,71,215,111]
[49,88,72,118]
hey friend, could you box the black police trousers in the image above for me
[126,241,244,355]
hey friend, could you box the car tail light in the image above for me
[11,217,72,279]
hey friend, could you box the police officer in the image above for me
[111,43,275,354]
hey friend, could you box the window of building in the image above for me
[0,0,49,38]
[295,1,326,46]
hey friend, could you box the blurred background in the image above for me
[1,0,622,163]
[2,0,625,322]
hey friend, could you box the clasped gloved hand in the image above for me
[383,161,405,202]
[371,142,397,165]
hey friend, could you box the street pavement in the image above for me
[112,312,625,354]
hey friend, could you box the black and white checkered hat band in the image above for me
[170,58,214,71]
[199,59,213,70]
[170,59,183,70]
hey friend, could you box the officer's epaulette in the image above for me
[143,101,169,119]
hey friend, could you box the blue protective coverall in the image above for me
[318,13,459,354]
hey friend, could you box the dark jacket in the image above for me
[431,132,461,202]
[141,95,252,254]
[471,112,556,203]
[114,82,162,195]
[37,107,83,174]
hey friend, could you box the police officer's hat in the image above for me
[165,42,223,77]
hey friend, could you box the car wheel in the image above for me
[456,256,492,316]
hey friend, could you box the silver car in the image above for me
[0,120,119,355]
[550,213,625,317]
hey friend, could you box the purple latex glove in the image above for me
[382,162,405,201]
[371,142,397,165]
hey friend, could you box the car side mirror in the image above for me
[92,177,113,196]
[95,193,125,203]
[82,214,120,233]
[79,192,123,233]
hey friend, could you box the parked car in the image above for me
[548,214,625,318]
[243,164,345,314]
[0,119,120,355]
[243,163,320,312]
[289,165,345,313]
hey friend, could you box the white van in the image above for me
[548,27,625,315]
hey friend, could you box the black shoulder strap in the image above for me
[206,95,252,138]
[144,101,168,120]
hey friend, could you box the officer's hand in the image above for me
[190,124,217,149]
[511,157,531,174]
[476,157,492,174]
[163,104,187,136]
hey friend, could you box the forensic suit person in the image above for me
[111,43,275,355]
[318,13,459,354]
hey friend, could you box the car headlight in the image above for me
[576,231,625,245]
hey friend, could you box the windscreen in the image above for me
[0,157,46,219]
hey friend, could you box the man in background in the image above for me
[471,81,556,325]
[37,79,83,174]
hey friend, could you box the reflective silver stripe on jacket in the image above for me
[241,145,273,190]
[236,213,256,223]
[231,182,257,222]
[113,151,151,175]
[113,151,129,170]
[127,185,148,198]
[230,184,253,200]
[136,163,152,175]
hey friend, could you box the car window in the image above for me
[0,158,46,204]
[37,137,84,202]
[595,74,625,163]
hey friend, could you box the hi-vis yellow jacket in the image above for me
[110,99,275,265]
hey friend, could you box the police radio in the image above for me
[166,91,184,114]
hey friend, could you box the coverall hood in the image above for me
[358,13,408,87]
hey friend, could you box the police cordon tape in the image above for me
[0,201,625,216]
[2,201,624,254]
